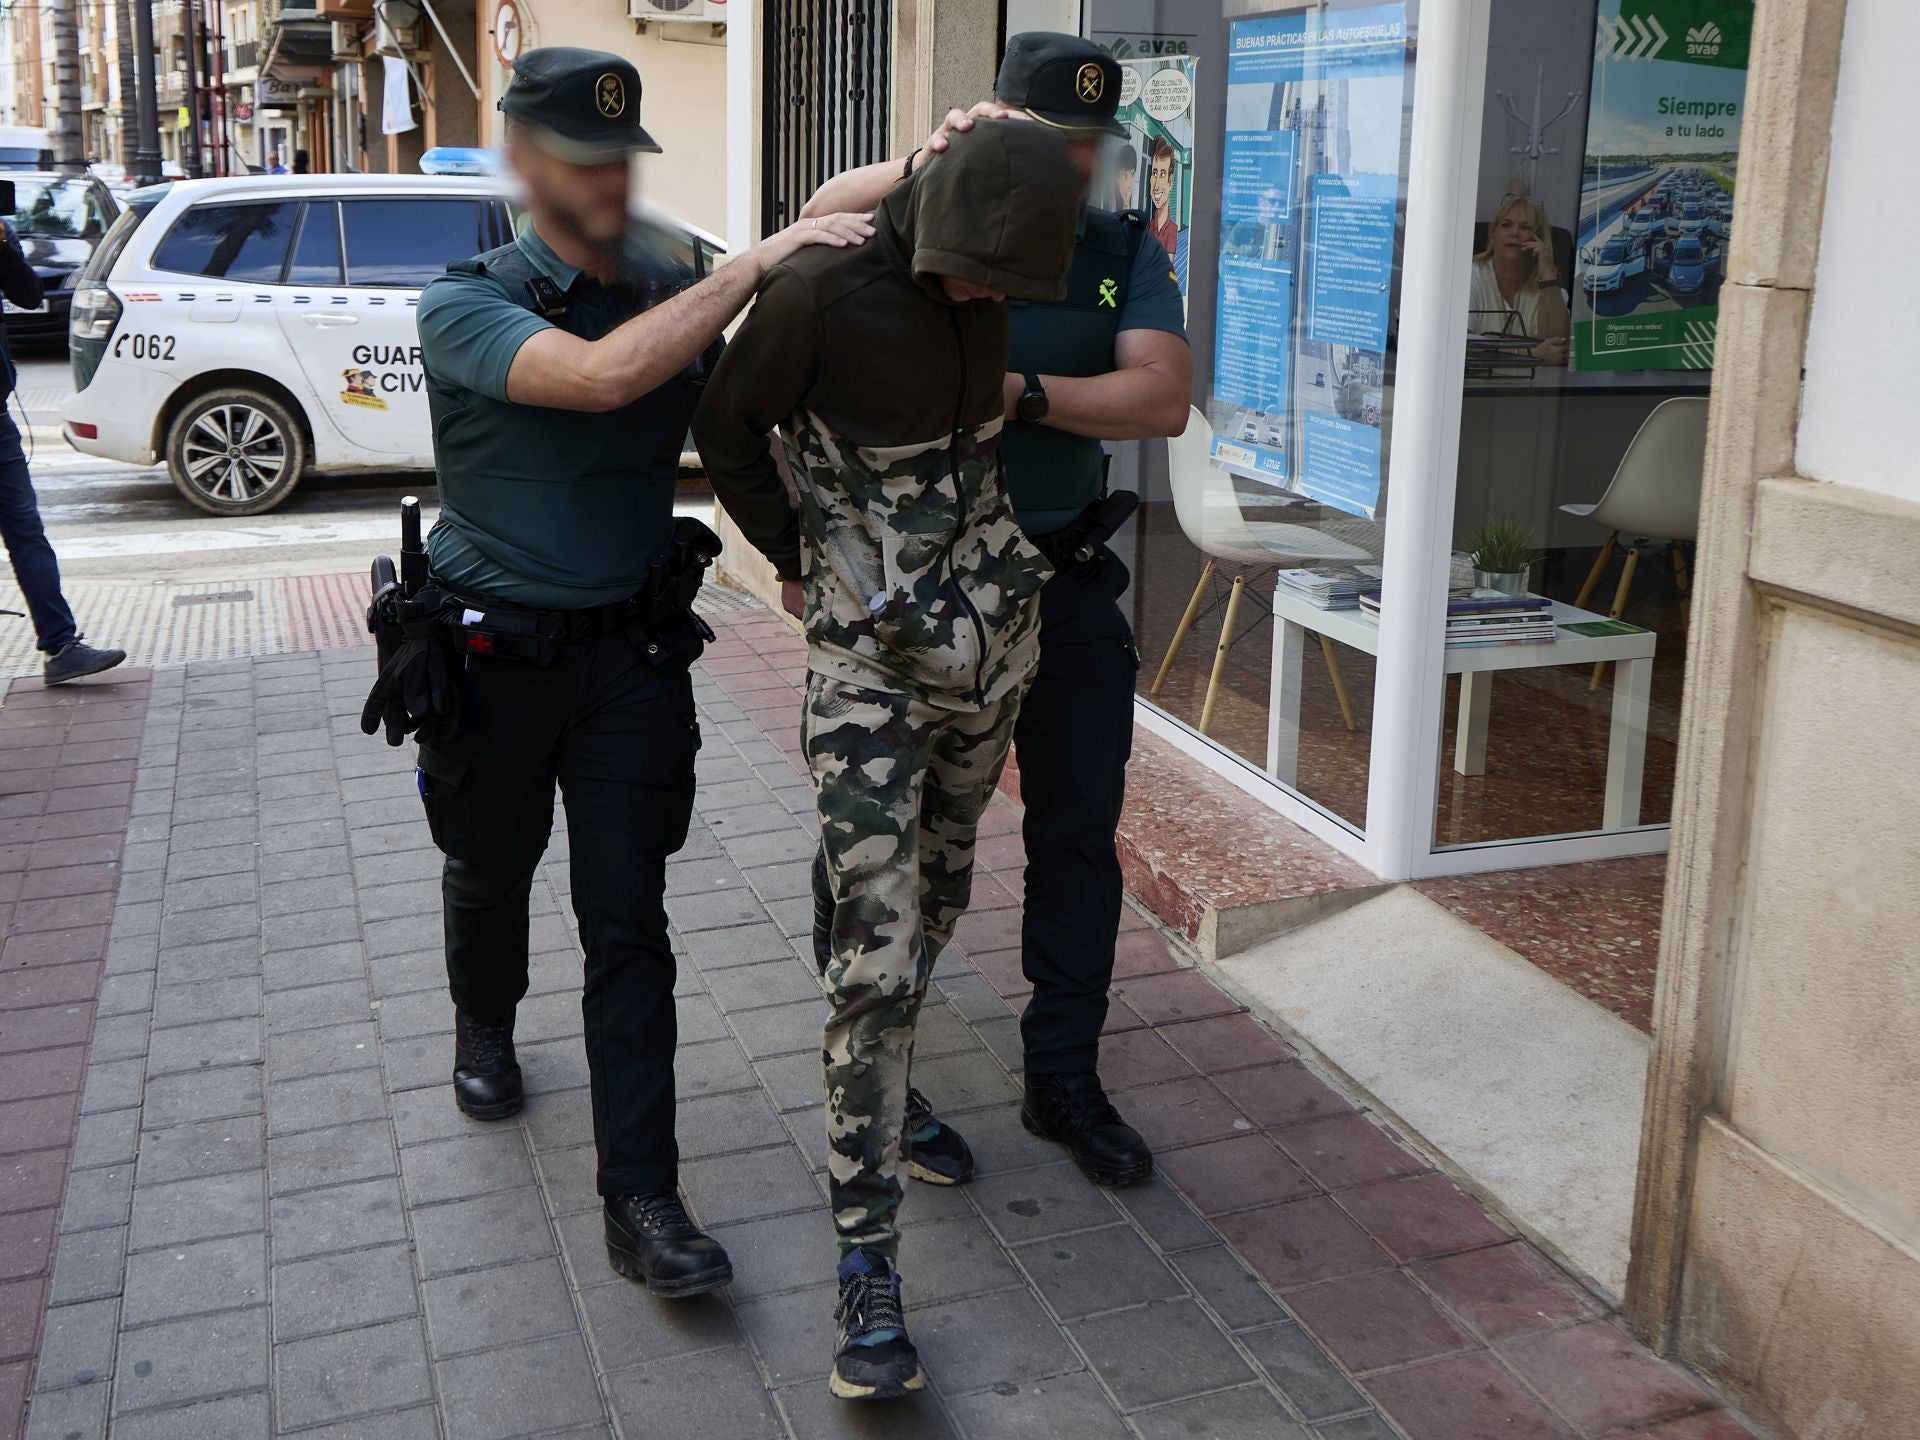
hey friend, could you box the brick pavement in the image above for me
[0,601,1761,1440]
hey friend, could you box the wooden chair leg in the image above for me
[1151,560,1215,696]
[1199,573,1246,735]
[1591,545,1641,690]
[1318,633,1356,732]
[1671,541,1690,595]
[1573,531,1618,612]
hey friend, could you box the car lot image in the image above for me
[59,172,723,514]
[1574,160,1734,320]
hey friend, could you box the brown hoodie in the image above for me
[692,120,1081,707]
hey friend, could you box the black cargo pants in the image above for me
[1012,546,1138,1075]
[416,623,700,1198]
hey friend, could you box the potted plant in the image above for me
[1463,518,1540,597]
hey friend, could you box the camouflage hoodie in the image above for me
[692,121,1082,710]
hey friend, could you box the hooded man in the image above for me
[692,118,1081,1400]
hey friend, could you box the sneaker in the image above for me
[830,1248,925,1400]
[904,1087,975,1186]
[605,1191,733,1298]
[1022,1072,1154,1187]
[43,639,126,686]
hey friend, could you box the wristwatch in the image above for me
[1015,373,1049,423]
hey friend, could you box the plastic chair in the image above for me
[1150,406,1377,734]
[1561,394,1707,686]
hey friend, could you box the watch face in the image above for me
[1018,391,1048,423]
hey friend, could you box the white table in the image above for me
[1265,589,1658,829]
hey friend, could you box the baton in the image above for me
[399,496,426,593]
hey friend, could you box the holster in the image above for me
[639,517,722,642]
[1033,490,1140,571]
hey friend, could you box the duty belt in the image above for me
[1031,489,1140,571]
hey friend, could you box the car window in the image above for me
[340,198,489,288]
[77,194,160,284]
[287,201,342,285]
[151,200,298,282]
[6,177,110,239]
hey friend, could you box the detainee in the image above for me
[692,119,1080,1399]
[401,46,870,1302]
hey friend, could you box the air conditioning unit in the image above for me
[330,21,358,58]
[628,0,719,23]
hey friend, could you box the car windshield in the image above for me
[7,177,107,238]
[1601,237,1631,261]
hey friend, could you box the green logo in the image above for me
[1097,277,1118,308]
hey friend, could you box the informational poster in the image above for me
[1109,56,1198,295]
[1573,0,1750,370]
[1206,3,1406,517]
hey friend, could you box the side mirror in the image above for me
[0,181,15,215]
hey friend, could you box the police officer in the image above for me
[802,34,1191,1188]
[410,46,872,1300]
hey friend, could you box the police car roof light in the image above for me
[420,147,503,176]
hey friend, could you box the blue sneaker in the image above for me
[905,1087,976,1186]
[830,1248,925,1400]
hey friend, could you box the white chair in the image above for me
[1560,395,1707,686]
[1151,406,1378,734]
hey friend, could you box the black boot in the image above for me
[811,845,833,976]
[43,639,126,687]
[605,1192,733,1298]
[1022,1072,1153,1187]
[452,1009,522,1120]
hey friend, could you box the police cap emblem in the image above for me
[595,72,626,118]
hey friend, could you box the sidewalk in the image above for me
[0,599,1759,1440]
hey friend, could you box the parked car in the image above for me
[1667,236,1718,296]
[62,173,724,515]
[1581,231,1644,293]
[0,126,54,171]
[3,172,120,347]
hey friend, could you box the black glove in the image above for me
[360,592,460,747]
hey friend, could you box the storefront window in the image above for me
[1085,0,1421,837]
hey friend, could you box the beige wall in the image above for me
[1629,1,1920,1435]
[475,6,727,237]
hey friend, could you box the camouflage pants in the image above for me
[806,672,1023,1259]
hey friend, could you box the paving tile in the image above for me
[1095,1026,1199,1091]
[435,1331,607,1440]
[1014,1221,1186,1320]
[1409,1242,1604,1344]
[966,1161,1121,1244]
[906,1049,1019,1113]
[1072,1295,1254,1409]
[1335,1172,1511,1263]
[1239,1323,1366,1422]
[679,922,795,972]
[0,1208,56,1281]
[777,1377,959,1440]
[127,1170,263,1251]
[26,1295,117,1389]
[268,1019,381,1085]
[134,1116,265,1187]
[1215,1198,1393,1291]
[266,1119,397,1196]
[109,1307,269,1416]
[422,1254,579,1358]
[736,1283,835,1386]
[139,1064,263,1130]
[77,1057,145,1115]
[58,1162,132,1234]
[274,1242,422,1341]
[398,1128,537,1208]
[911,1287,1081,1397]
[46,1225,124,1306]
[1170,1244,1290,1332]
[1110,1173,1217,1255]
[411,1185,555,1277]
[704,959,823,1013]
[1159,1012,1297,1074]
[1272,1113,1427,1191]
[727,999,825,1060]
[680,1146,816,1228]
[1616,1412,1760,1440]
[945,1370,1131,1440]
[275,1316,434,1431]
[1287,1267,1475,1374]
[1316,1415,1405,1440]
[268,1176,408,1261]
[576,1279,742,1366]
[23,1383,109,1440]
[1500,1319,1714,1437]
[1213,1062,1356,1131]
[0,1096,79,1158]
[700,1210,837,1302]
[1110,1077,1251,1153]
[267,1067,389,1135]
[1159,1133,1316,1216]
[890,1213,1024,1305]
[606,1347,783,1440]
[1133,1385,1312,1440]
[675,1088,790,1160]
[1365,1351,1577,1440]
[107,1393,271,1439]
[120,1231,268,1325]
[0,1148,68,1217]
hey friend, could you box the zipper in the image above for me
[942,308,989,708]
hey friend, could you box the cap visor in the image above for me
[522,122,663,163]
[1020,106,1126,138]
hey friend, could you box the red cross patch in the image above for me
[466,631,495,655]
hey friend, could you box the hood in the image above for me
[881,119,1080,304]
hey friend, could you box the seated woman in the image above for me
[1469,193,1569,365]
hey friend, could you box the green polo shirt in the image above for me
[416,225,702,609]
[1003,211,1187,536]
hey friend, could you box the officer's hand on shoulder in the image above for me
[748,212,877,278]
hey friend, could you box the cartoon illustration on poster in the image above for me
[1573,0,1750,370]
[340,368,388,410]
[1107,56,1197,295]
[1207,2,1405,518]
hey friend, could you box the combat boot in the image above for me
[452,1009,522,1120]
[1022,1072,1153,1187]
[830,1248,925,1399]
[605,1191,732,1297]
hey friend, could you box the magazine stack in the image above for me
[1358,589,1556,647]
[1274,565,1384,611]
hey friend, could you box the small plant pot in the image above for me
[1473,568,1529,597]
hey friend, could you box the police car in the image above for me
[61,165,724,515]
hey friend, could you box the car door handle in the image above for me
[302,313,359,327]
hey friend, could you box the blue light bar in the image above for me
[420,147,502,176]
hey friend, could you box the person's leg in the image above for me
[0,409,77,654]
[918,684,1025,972]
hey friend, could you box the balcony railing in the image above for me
[229,40,259,70]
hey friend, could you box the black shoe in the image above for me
[43,639,126,686]
[830,1248,925,1400]
[605,1191,733,1298]
[811,845,833,976]
[452,1009,522,1120]
[1022,1072,1154,1187]
[904,1087,975,1186]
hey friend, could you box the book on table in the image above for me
[1357,589,1556,645]
[1275,565,1385,610]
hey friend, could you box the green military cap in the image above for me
[996,33,1125,137]
[499,46,662,162]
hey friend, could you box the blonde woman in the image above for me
[1470,194,1569,365]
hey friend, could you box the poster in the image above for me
[1572,0,1750,370]
[1107,56,1198,295]
[1207,3,1405,517]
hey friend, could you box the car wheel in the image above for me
[165,387,309,516]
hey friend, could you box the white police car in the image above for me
[62,165,724,515]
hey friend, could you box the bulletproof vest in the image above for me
[424,239,706,603]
